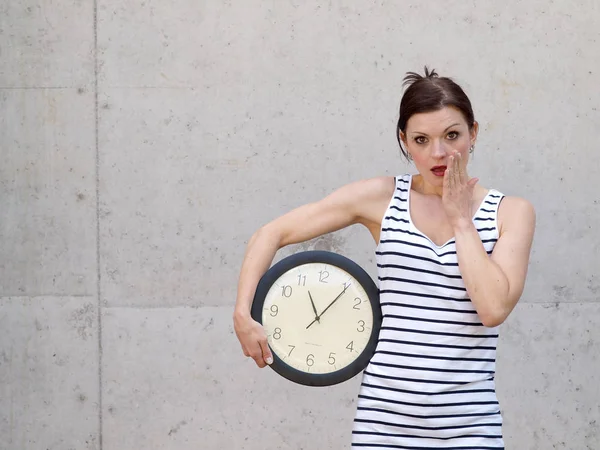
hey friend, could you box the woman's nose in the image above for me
[431,140,447,158]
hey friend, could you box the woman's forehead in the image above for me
[406,107,468,133]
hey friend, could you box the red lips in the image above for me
[431,165,447,177]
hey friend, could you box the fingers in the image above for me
[446,151,469,188]
[259,339,274,366]
[236,318,273,368]
[468,177,479,187]
[456,152,465,185]
[248,342,267,368]
[446,153,457,189]
[443,163,451,190]
[448,151,458,185]
[456,150,478,187]
[247,337,273,369]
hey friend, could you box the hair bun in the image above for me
[424,66,438,78]
[402,66,438,87]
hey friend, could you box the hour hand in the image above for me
[306,284,350,329]
[308,291,320,323]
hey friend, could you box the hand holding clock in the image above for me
[234,314,274,368]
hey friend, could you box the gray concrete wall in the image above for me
[1,1,598,449]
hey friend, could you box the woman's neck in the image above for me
[412,174,443,197]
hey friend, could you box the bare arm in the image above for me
[233,177,393,367]
[453,197,536,327]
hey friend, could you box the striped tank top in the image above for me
[352,173,505,449]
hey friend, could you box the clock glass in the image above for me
[261,262,375,375]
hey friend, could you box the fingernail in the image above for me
[266,357,273,365]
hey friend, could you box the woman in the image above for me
[233,67,535,448]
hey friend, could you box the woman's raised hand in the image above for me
[442,150,479,228]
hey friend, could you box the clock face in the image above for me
[252,251,382,386]
[259,261,377,378]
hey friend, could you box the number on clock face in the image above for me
[262,263,373,374]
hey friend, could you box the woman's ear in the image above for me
[399,130,408,146]
[399,131,412,161]
[470,121,479,145]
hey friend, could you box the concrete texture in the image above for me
[102,306,358,449]
[496,303,600,449]
[0,89,96,296]
[0,297,99,450]
[1,0,599,449]
[0,1,94,88]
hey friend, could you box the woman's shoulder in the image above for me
[477,184,535,214]
[495,193,536,235]
[328,175,401,225]
[495,191,535,214]
[335,175,402,232]
[345,174,403,201]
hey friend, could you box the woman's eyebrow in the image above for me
[410,123,461,136]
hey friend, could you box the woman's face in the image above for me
[400,106,478,187]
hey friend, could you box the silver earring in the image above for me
[469,145,475,154]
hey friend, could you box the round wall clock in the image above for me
[251,250,382,387]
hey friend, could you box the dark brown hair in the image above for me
[396,66,475,160]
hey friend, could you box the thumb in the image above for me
[468,177,479,187]
[259,339,273,365]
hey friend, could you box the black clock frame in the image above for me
[251,250,382,387]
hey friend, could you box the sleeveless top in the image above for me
[352,173,506,449]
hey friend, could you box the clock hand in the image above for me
[308,290,320,323]
[306,283,350,329]
[318,284,350,319]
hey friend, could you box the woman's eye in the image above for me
[415,136,427,144]
[447,131,459,139]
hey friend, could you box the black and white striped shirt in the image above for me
[352,173,505,450]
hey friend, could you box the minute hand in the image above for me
[306,285,349,329]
